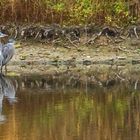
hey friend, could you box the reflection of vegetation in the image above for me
[2,87,140,139]
[74,96,94,119]
[115,99,128,115]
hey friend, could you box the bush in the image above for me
[0,0,139,26]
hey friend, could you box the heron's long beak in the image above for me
[0,33,8,38]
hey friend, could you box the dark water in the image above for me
[0,75,140,140]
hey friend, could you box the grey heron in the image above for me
[1,39,15,73]
[0,32,8,73]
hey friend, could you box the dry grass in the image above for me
[0,0,139,25]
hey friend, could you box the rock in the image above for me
[83,60,92,65]
[20,55,27,60]
[132,59,140,64]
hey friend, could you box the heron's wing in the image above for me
[0,52,3,66]
[2,45,9,60]
[2,44,14,65]
[0,43,4,66]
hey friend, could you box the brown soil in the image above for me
[6,38,140,75]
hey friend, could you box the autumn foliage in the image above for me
[0,0,139,26]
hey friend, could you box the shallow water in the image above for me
[0,75,140,140]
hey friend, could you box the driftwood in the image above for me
[0,24,140,46]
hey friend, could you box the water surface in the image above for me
[0,75,140,140]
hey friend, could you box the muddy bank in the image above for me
[4,37,139,74]
[1,24,140,75]
[4,39,140,90]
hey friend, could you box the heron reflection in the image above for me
[0,75,16,123]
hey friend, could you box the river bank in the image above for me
[0,24,139,76]
[3,36,139,76]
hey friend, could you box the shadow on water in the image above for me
[0,73,140,140]
[0,75,17,123]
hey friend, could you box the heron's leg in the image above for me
[3,65,7,75]
[0,66,5,76]
[0,66,2,73]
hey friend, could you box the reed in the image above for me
[0,0,139,26]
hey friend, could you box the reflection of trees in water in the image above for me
[0,75,16,123]
[2,86,139,140]
[0,72,140,139]
[12,70,140,91]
